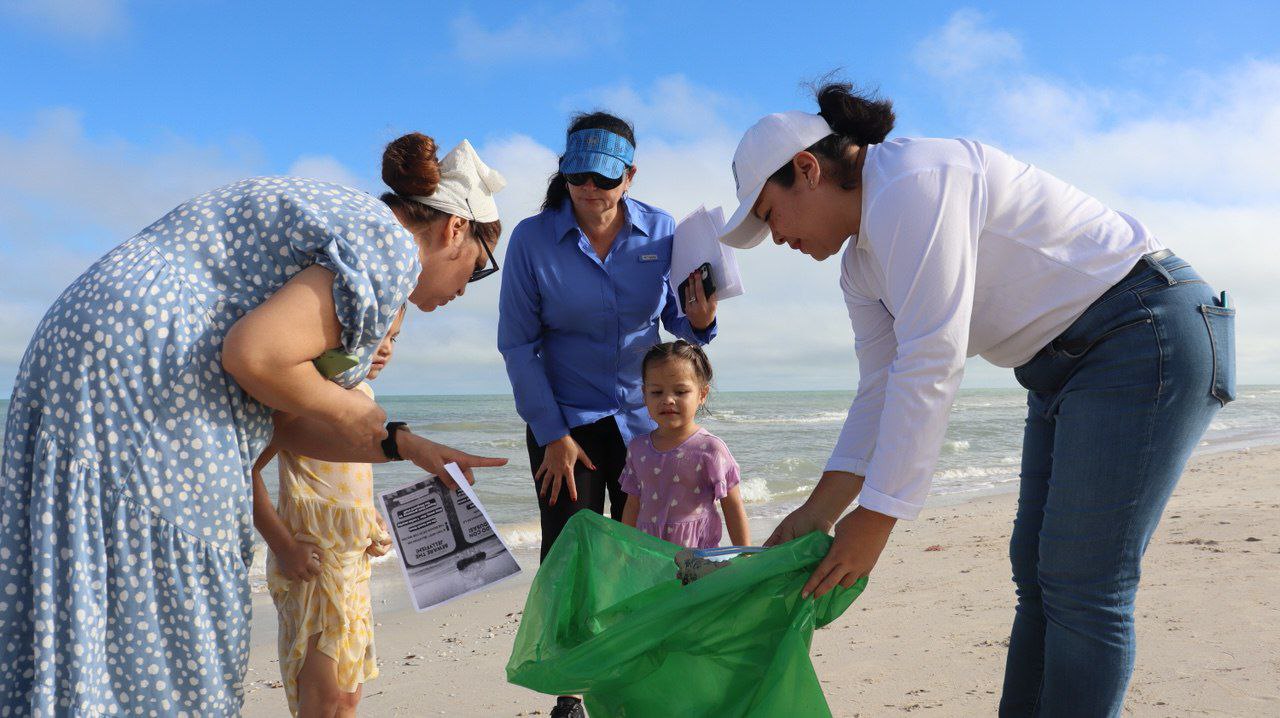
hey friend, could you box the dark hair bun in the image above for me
[815,82,895,146]
[382,132,441,197]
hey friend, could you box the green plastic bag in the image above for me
[506,511,866,717]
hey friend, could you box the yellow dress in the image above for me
[267,382,383,714]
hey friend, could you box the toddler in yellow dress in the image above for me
[251,307,404,716]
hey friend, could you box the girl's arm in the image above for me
[622,494,640,528]
[250,446,321,582]
[720,485,750,546]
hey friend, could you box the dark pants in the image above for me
[999,251,1235,717]
[526,416,629,561]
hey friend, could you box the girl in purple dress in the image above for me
[621,341,749,548]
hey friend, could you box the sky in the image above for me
[1,0,1278,395]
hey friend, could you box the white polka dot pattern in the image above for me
[0,177,417,714]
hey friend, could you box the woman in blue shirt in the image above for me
[499,112,718,567]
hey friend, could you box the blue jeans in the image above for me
[999,251,1236,717]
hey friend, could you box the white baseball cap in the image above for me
[718,111,834,249]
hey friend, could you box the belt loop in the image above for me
[1142,251,1176,285]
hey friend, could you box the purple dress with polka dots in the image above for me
[620,428,740,548]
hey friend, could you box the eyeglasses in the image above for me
[469,234,499,283]
[564,171,626,191]
[463,197,500,283]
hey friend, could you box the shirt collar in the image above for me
[554,196,651,242]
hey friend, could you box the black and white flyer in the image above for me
[379,463,522,612]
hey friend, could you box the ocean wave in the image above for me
[500,521,543,548]
[933,465,1019,481]
[712,411,848,425]
[416,421,514,433]
[942,439,970,453]
[739,477,773,503]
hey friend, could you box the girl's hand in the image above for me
[398,432,509,489]
[801,507,896,598]
[537,435,595,506]
[277,539,323,582]
[367,515,393,557]
[684,270,718,331]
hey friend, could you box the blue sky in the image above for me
[2,1,1278,394]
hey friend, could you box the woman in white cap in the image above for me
[0,131,508,715]
[498,111,718,718]
[726,82,1234,717]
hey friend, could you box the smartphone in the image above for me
[678,262,717,302]
[313,348,359,378]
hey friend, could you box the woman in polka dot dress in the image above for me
[621,341,749,548]
[0,132,508,715]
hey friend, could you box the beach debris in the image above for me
[924,545,944,552]
[1245,537,1261,542]
[674,546,765,585]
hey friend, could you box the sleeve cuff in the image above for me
[688,317,717,344]
[529,419,569,448]
[823,456,871,476]
[855,484,924,521]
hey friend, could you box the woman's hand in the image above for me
[536,435,595,506]
[801,507,896,598]
[764,503,836,547]
[367,514,393,557]
[276,539,323,582]
[684,270,718,331]
[398,432,509,489]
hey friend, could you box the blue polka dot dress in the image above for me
[0,177,418,715]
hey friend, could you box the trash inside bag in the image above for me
[506,511,866,717]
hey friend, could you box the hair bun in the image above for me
[382,132,441,197]
[815,82,895,146]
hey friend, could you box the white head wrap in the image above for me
[409,139,506,222]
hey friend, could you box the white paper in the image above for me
[670,205,745,302]
[378,463,521,612]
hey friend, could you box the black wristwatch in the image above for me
[381,421,408,461]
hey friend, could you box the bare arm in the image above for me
[622,494,639,528]
[222,264,387,455]
[720,485,750,546]
[270,410,508,489]
[250,446,320,581]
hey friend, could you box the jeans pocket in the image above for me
[1200,292,1236,406]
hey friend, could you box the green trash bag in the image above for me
[506,511,866,717]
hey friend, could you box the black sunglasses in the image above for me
[462,197,499,283]
[564,171,626,191]
[469,235,499,283]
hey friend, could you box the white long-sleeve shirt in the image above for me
[827,138,1162,520]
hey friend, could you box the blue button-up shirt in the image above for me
[498,197,717,447]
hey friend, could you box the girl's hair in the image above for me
[379,132,502,247]
[542,111,637,212]
[642,340,713,387]
[768,79,896,191]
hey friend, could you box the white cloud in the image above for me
[0,0,126,39]
[451,0,622,65]
[914,9,1022,80]
[286,155,362,189]
[915,9,1280,384]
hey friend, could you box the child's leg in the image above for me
[296,633,362,718]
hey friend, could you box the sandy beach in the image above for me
[241,445,1280,716]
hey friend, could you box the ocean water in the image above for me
[4,386,1279,570]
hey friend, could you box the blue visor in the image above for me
[560,128,635,179]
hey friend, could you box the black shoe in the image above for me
[550,696,585,718]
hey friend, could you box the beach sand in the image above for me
[241,445,1280,716]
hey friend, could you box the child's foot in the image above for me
[550,696,585,718]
